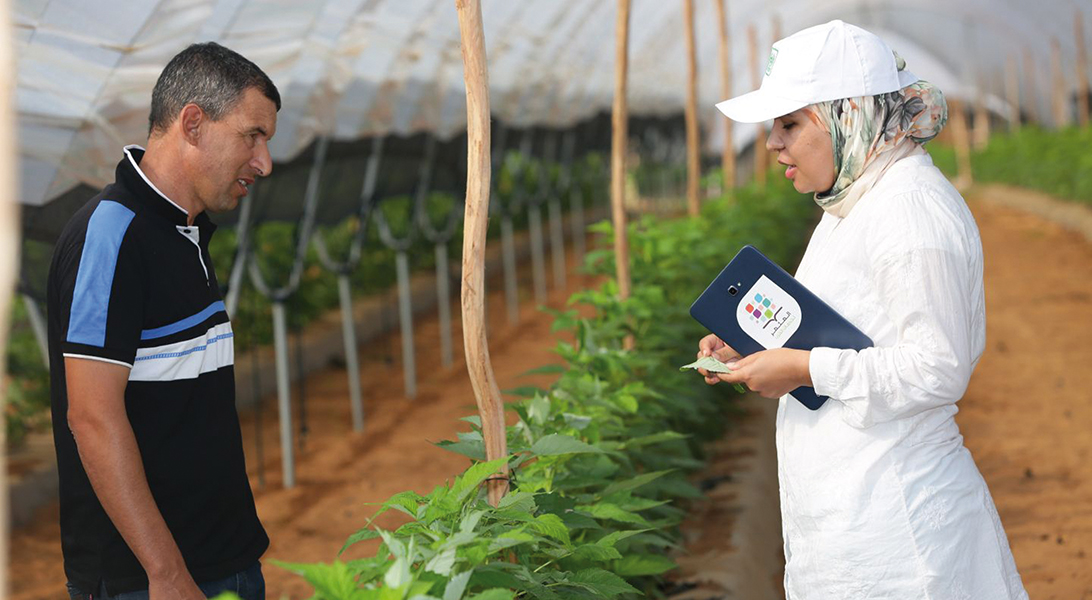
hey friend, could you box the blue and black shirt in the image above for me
[47,146,268,595]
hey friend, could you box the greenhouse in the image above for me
[2,0,1091,598]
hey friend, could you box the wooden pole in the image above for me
[951,99,974,189]
[1076,9,1090,128]
[973,73,990,149]
[611,0,632,304]
[454,0,508,506]
[1024,47,1041,126]
[713,0,735,191]
[0,0,15,593]
[683,0,701,216]
[1006,54,1021,131]
[747,24,767,187]
[1051,37,1069,128]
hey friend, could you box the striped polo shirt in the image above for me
[47,146,268,595]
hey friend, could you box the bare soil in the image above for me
[9,188,1092,600]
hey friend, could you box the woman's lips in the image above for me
[785,165,797,179]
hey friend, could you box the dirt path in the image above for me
[958,192,1092,600]
[9,246,598,600]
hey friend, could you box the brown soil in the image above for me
[10,189,1092,600]
[957,192,1092,599]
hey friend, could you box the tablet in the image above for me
[688,245,873,410]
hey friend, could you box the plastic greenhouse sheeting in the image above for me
[14,0,1090,211]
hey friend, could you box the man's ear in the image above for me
[179,103,204,145]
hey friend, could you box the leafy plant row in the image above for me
[929,126,1092,203]
[226,173,814,600]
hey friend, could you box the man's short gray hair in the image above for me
[149,42,281,135]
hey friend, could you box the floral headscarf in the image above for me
[808,53,948,218]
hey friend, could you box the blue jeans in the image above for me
[66,561,264,600]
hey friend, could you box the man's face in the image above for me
[192,87,277,213]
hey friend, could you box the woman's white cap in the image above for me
[716,20,919,123]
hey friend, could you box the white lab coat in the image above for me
[779,153,1028,599]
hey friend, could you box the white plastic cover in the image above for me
[15,0,1090,207]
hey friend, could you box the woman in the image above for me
[697,20,1028,599]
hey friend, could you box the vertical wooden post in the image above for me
[683,0,701,216]
[0,0,15,593]
[713,0,735,191]
[611,0,632,303]
[1006,54,1021,131]
[1024,47,1041,126]
[747,24,767,187]
[1076,9,1090,128]
[973,74,990,149]
[951,99,974,189]
[454,0,508,506]
[1051,37,1069,128]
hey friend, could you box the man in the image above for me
[47,42,279,600]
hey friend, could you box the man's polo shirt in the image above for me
[46,146,268,595]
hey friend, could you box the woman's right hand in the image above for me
[696,334,741,385]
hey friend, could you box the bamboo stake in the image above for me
[1024,47,1041,126]
[454,0,508,507]
[1006,54,1021,131]
[611,0,632,303]
[713,0,735,191]
[747,24,767,187]
[0,0,15,593]
[1051,37,1069,128]
[951,99,974,189]
[1077,9,1090,128]
[683,0,701,216]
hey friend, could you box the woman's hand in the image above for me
[696,333,741,385]
[714,348,813,399]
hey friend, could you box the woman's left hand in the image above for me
[716,348,813,399]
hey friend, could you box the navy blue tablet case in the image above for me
[689,245,873,410]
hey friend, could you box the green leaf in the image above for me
[530,513,571,547]
[443,570,473,600]
[569,568,640,597]
[384,556,412,588]
[571,544,623,562]
[621,431,689,448]
[679,355,735,373]
[459,416,482,427]
[595,529,649,548]
[451,458,508,503]
[601,470,672,496]
[579,503,650,526]
[425,546,456,576]
[435,439,487,462]
[497,491,536,513]
[612,553,678,576]
[339,527,381,556]
[273,560,371,600]
[530,434,604,456]
[467,589,515,600]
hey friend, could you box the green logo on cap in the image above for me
[765,47,779,76]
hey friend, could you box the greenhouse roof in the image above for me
[15,0,1091,208]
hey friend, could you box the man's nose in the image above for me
[253,145,273,177]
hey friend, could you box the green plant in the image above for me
[277,173,815,600]
[929,126,1092,204]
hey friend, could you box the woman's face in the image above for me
[766,108,836,194]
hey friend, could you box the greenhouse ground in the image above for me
[8,186,1092,600]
